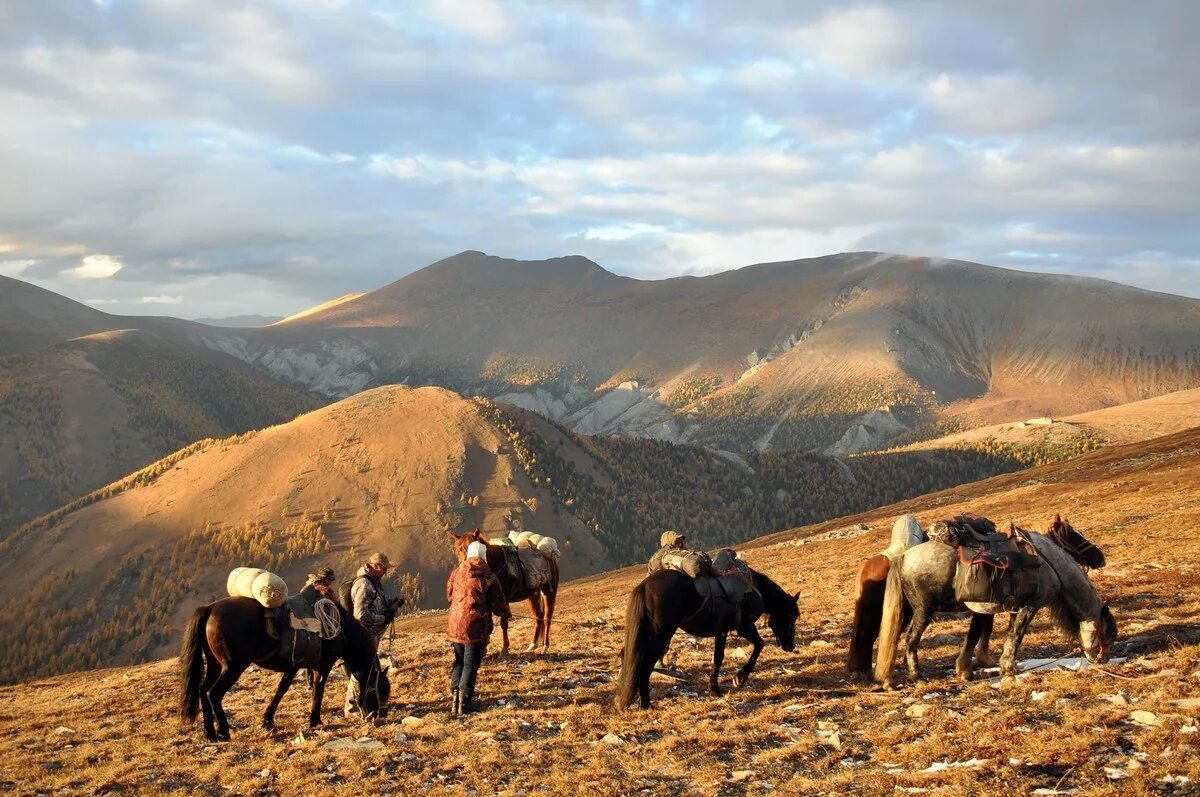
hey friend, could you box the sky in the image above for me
[1,0,1198,318]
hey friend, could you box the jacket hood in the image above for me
[463,558,493,577]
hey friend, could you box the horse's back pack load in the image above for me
[932,516,1042,607]
[659,550,712,578]
[227,567,288,608]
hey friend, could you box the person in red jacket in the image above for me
[446,540,511,716]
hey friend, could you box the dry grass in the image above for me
[4,428,1200,795]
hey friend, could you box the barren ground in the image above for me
[3,428,1200,796]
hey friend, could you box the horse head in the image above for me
[1079,603,1117,664]
[1049,515,1106,571]
[767,590,801,653]
[450,528,486,562]
[356,658,392,718]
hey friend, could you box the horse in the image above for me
[179,597,391,741]
[452,529,559,656]
[614,566,800,710]
[874,531,1116,688]
[846,514,1106,680]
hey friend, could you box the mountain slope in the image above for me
[0,329,321,533]
[0,275,118,356]
[205,251,1200,452]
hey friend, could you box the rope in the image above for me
[314,598,342,640]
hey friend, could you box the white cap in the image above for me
[466,541,487,560]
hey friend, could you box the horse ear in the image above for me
[792,591,800,603]
[1054,513,1062,525]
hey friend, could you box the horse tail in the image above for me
[874,559,905,685]
[847,556,887,678]
[614,582,650,711]
[179,604,211,723]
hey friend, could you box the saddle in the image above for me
[273,592,328,667]
[497,544,525,585]
[933,514,1041,607]
[692,549,757,629]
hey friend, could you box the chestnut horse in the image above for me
[847,514,1106,680]
[452,529,559,656]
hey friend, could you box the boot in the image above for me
[459,693,480,716]
[450,689,460,718]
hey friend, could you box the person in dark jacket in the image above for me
[345,552,401,715]
[446,540,511,717]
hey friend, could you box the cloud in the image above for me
[0,1,1198,314]
[0,259,36,277]
[137,294,183,304]
[66,254,123,279]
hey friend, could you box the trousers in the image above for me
[450,641,486,697]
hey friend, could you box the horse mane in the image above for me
[334,601,375,671]
[1045,598,1081,642]
[750,568,791,614]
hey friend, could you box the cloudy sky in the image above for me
[2,1,1198,317]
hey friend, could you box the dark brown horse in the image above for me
[452,529,560,656]
[179,597,390,740]
[615,567,799,710]
[846,514,1106,680]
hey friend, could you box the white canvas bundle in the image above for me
[227,567,288,608]
[535,536,559,558]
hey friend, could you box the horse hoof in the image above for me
[732,674,746,689]
[525,644,537,652]
[261,721,274,730]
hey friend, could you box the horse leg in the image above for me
[207,663,248,741]
[262,669,297,730]
[198,651,221,742]
[526,593,544,653]
[904,602,933,681]
[1000,606,1037,678]
[541,588,557,654]
[309,668,329,728]
[974,613,996,668]
[732,624,764,689]
[709,633,726,696]
[498,614,511,661]
[956,614,989,681]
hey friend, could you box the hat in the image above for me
[367,552,393,568]
[466,541,487,561]
[308,566,335,584]
[660,530,684,548]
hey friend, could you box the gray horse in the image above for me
[874,532,1116,688]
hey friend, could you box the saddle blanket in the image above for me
[517,547,556,590]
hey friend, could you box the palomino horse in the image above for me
[179,597,390,740]
[847,514,1106,680]
[874,531,1116,688]
[452,529,559,656]
[615,567,799,710]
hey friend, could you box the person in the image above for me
[446,540,511,717]
[299,566,336,608]
[345,553,402,715]
[648,530,688,573]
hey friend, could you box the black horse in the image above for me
[179,597,391,740]
[615,567,799,710]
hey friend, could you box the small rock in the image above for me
[1104,692,1131,705]
[322,737,384,751]
[257,769,271,778]
[730,771,755,782]
[1131,710,1160,727]
[1171,698,1200,711]
[394,731,409,744]
[808,639,833,649]
[906,704,931,719]
[599,733,625,746]
[400,715,424,727]
[1031,691,1048,702]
